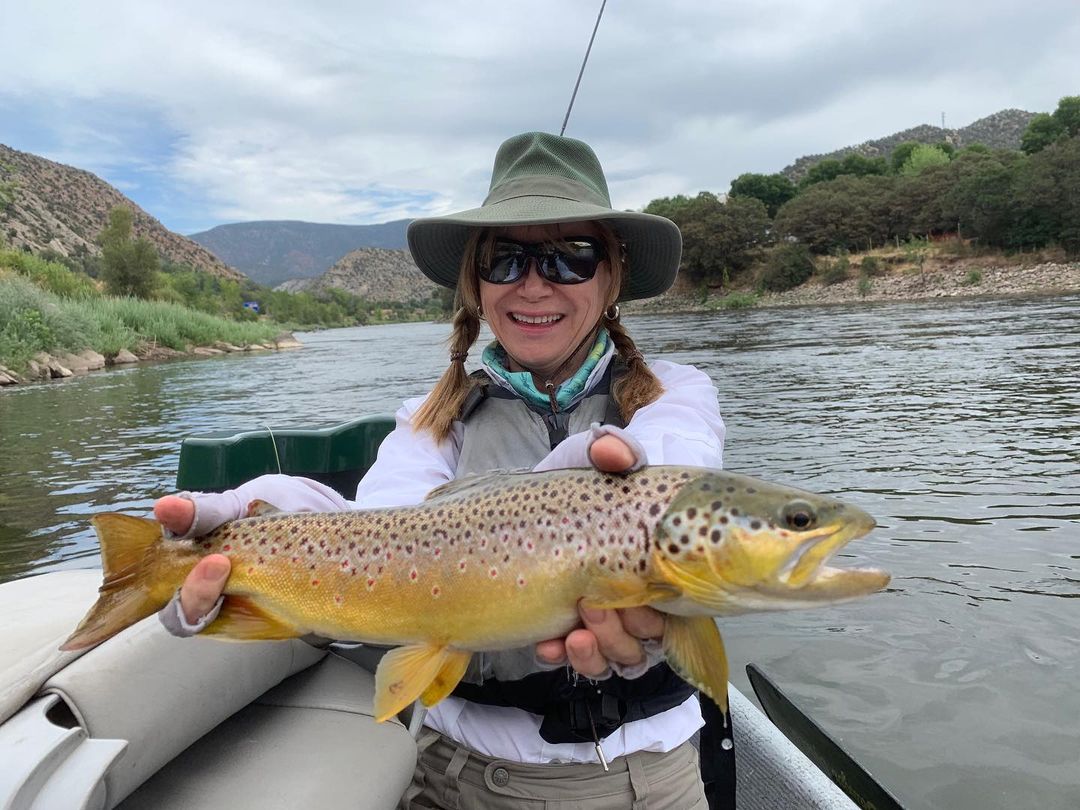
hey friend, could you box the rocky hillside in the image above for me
[189,219,411,287]
[0,144,242,280]
[276,247,439,303]
[782,108,1036,182]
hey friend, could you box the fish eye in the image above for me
[783,501,817,530]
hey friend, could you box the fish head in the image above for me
[651,471,889,614]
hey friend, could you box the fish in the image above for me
[62,466,889,723]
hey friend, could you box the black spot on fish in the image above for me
[750,521,762,531]
[680,535,690,545]
[711,501,722,511]
[667,543,680,554]
[687,507,697,519]
[649,504,660,516]
[711,529,722,543]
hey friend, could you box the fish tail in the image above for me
[60,513,183,651]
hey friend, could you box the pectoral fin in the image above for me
[202,596,302,640]
[374,643,463,722]
[663,615,730,717]
[419,650,473,707]
[582,577,681,610]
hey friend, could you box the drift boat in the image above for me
[0,417,877,810]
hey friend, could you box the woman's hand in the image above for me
[155,496,231,624]
[535,432,666,677]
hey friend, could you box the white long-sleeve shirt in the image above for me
[174,353,726,764]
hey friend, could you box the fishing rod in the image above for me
[560,0,607,136]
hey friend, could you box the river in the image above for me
[1,295,1077,809]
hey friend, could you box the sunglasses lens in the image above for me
[546,240,601,283]
[480,238,604,284]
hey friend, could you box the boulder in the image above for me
[79,349,107,370]
[55,353,92,375]
[0,366,21,385]
[192,347,226,357]
[275,333,303,350]
[110,349,139,365]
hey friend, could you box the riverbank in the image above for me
[625,259,1080,314]
[0,334,303,386]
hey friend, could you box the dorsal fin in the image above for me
[246,499,284,518]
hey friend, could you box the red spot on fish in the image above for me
[433,547,442,558]
[431,586,440,598]
[202,542,211,550]
[459,560,467,570]
[410,569,418,581]
[270,547,277,555]
[526,541,534,552]
[367,578,376,589]
[248,567,254,575]
[489,567,498,578]
[341,560,349,568]
[517,575,526,587]
[334,595,343,605]
[223,544,232,552]
[311,579,319,587]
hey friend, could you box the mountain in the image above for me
[275,247,439,304]
[188,219,412,287]
[781,108,1037,182]
[0,144,242,280]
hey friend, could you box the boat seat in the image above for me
[118,651,416,810]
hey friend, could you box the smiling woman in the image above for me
[132,130,732,809]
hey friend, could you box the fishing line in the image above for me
[263,423,282,474]
[560,0,608,136]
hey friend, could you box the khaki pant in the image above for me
[400,730,709,810]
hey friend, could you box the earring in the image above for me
[476,305,485,321]
[604,304,620,321]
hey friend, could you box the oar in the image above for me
[745,664,906,810]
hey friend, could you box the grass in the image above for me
[710,291,759,310]
[0,272,281,373]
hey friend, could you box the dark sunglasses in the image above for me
[478,237,607,285]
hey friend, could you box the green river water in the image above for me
[1,295,1077,809]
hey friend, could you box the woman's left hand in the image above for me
[534,433,666,677]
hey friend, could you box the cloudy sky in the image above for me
[2,0,1078,234]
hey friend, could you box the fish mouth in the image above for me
[773,512,888,599]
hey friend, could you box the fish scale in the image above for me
[63,465,889,723]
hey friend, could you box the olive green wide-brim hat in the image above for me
[407,131,682,302]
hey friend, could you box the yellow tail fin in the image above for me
[60,513,179,651]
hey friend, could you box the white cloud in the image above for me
[2,0,1078,230]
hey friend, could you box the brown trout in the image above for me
[63,466,889,722]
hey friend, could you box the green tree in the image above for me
[728,173,796,218]
[1012,135,1080,253]
[890,141,921,174]
[900,144,951,176]
[649,192,769,283]
[774,175,896,253]
[98,206,159,298]
[1021,113,1064,154]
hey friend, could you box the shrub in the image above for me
[857,276,872,297]
[963,269,983,286]
[821,251,850,285]
[759,244,815,292]
[860,256,883,276]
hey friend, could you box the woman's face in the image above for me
[479,221,613,383]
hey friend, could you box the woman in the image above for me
[157,132,728,809]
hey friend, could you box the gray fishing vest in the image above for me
[454,361,625,684]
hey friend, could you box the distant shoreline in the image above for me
[625,260,1080,314]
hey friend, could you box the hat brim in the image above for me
[407,196,682,302]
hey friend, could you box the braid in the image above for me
[606,314,664,422]
[412,234,485,441]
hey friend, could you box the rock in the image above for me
[110,349,139,365]
[55,352,92,375]
[275,333,303,350]
[79,349,107,370]
[213,342,244,353]
[191,347,225,356]
[0,366,21,385]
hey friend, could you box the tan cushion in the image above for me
[118,653,416,810]
[43,616,325,807]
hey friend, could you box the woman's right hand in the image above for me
[155,496,232,624]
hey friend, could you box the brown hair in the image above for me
[411,224,664,441]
